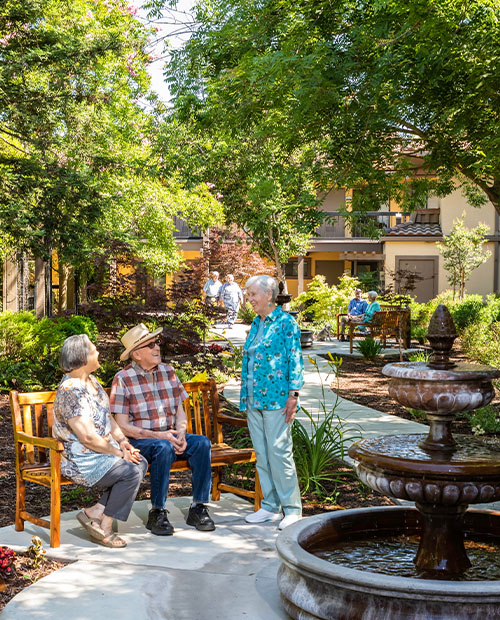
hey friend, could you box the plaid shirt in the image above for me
[109,362,188,432]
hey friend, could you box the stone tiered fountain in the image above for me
[277,305,500,619]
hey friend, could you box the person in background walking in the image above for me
[202,271,222,305]
[219,274,244,328]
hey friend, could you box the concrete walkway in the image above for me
[1,323,493,618]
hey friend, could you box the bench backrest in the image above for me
[10,379,222,467]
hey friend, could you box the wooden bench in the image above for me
[348,309,407,356]
[10,380,261,547]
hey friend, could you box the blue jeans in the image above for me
[130,434,212,509]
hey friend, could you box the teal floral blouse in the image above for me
[240,306,304,411]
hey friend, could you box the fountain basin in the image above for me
[382,362,499,413]
[276,507,500,620]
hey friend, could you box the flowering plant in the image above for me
[0,546,15,578]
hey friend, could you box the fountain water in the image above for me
[277,305,500,619]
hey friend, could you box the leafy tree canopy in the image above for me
[0,0,223,274]
[160,0,500,229]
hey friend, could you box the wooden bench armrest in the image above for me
[216,413,249,427]
[15,432,64,451]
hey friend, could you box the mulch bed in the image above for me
[0,555,69,609]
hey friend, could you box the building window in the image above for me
[284,258,311,278]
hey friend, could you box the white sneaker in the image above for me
[245,508,282,523]
[278,514,302,530]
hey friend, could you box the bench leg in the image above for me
[50,453,61,548]
[211,466,222,502]
[349,329,354,354]
[15,474,25,532]
[254,469,262,510]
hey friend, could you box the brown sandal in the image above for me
[98,532,127,548]
[77,511,105,541]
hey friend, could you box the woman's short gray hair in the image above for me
[245,275,279,302]
[368,290,378,300]
[59,334,92,373]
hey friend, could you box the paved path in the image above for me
[2,322,497,618]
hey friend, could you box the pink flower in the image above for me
[216,193,224,199]
[206,182,215,189]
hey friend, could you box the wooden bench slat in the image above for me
[10,378,261,548]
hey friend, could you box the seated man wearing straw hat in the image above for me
[109,324,215,536]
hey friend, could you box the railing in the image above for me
[315,212,411,239]
[173,216,202,239]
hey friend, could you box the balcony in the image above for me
[315,211,411,239]
[173,217,202,239]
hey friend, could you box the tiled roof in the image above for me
[384,221,442,237]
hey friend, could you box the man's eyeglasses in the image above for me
[134,338,161,352]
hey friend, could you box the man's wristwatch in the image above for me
[290,391,299,398]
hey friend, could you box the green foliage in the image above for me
[406,408,427,422]
[466,405,500,436]
[238,302,256,324]
[0,0,224,275]
[436,215,491,299]
[411,325,428,345]
[407,351,431,363]
[461,322,500,370]
[292,354,361,497]
[355,337,383,361]
[0,311,98,391]
[165,0,500,237]
[409,292,486,335]
[291,274,360,326]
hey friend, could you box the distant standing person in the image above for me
[219,274,244,328]
[203,271,222,305]
[339,288,368,341]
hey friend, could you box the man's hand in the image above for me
[162,429,187,455]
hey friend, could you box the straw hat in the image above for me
[120,323,163,362]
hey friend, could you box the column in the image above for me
[3,258,19,312]
[297,255,304,294]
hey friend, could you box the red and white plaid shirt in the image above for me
[109,362,188,432]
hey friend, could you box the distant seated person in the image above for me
[339,288,368,341]
[340,290,380,340]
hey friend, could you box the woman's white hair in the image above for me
[59,334,92,372]
[245,275,279,302]
[367,290,378,300]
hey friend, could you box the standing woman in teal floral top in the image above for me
[241,275,303,530]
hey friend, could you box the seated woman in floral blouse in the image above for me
[53,334,148,548]
[240,275,304,531]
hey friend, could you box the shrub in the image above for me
[238,302,256,323]
[292,355,361,497]
[461,322,500,369]
[407,350,431,363]
[355,337,383,361]
[0,311,99,391]
[466,405,500,435]
[291,274,361,326]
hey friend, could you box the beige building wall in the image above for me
[440,188,496,235]
[384,240,496,298]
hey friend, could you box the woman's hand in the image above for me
[282,395,298,424]
[121,444,142,464]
